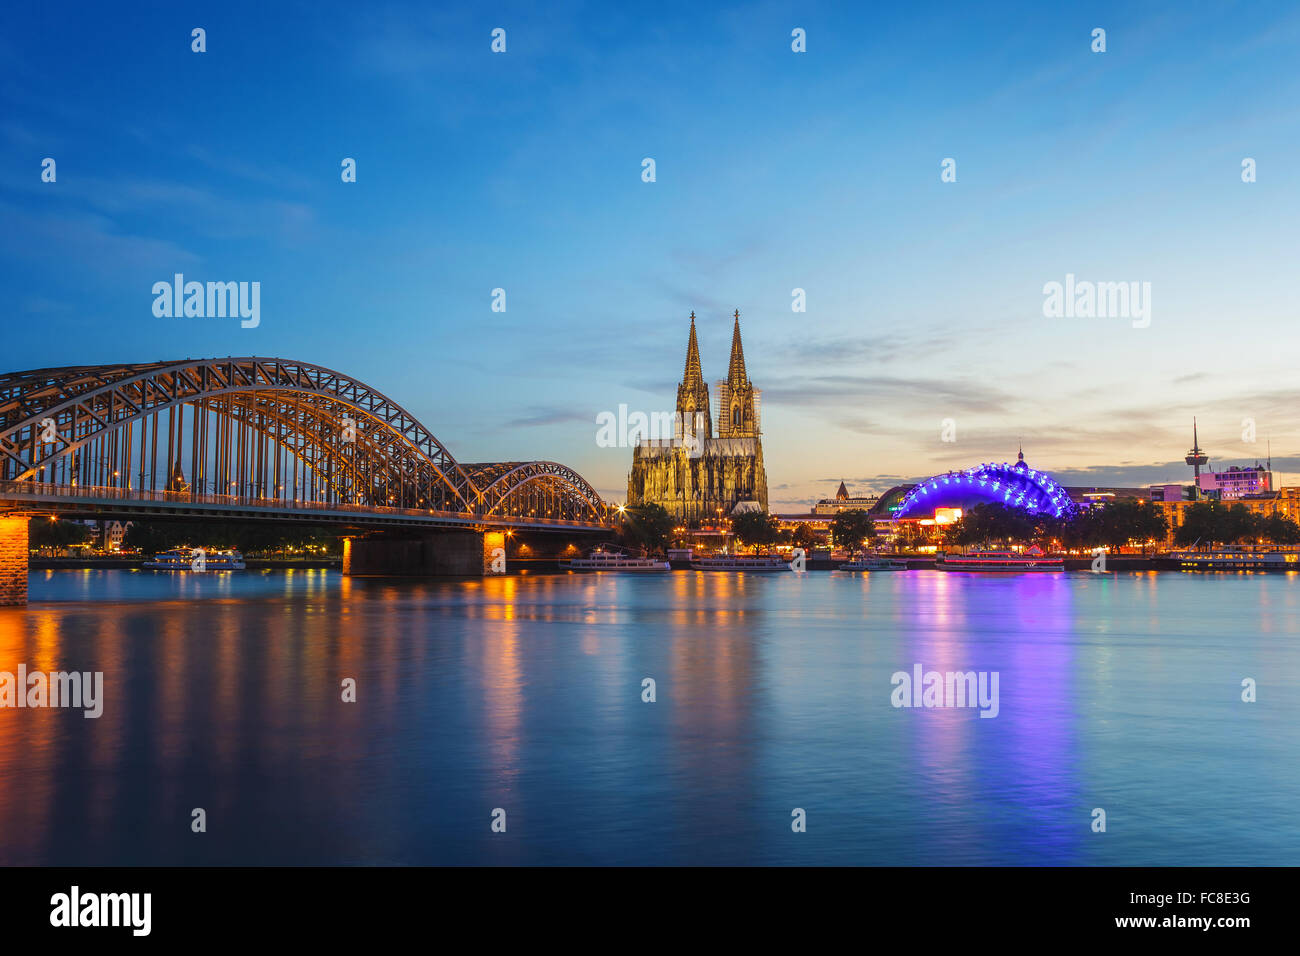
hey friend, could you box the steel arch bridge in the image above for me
[894,461,1078,520]
[0,358,611,531]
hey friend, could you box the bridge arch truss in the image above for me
[0,358,610,527]
[463,461,609,525]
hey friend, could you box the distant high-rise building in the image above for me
[1198,464,1273,500]
[1185,418,1209,500]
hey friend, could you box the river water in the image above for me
[1,568,1296,865]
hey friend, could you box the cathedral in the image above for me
[627,310,769,524]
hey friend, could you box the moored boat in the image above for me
[839,555,909,571]
[690,553,791,572]
[935,547,1062,572]
[1165,549,1300,571]
[561,547,670,572]
[143,547,246,571]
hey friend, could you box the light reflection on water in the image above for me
[0,569,1297,865]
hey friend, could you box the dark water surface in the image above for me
[1,568,1297,865]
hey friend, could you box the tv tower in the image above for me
[1185,418,1209,500]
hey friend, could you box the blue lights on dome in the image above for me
[894,461,1078,520]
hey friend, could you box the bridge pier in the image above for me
[0,516,29,606]
[343,530,507,577]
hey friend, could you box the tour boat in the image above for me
[935,547,1062,573]
[143,547,246,571]
[690,554,792,572]
[839,555,909,571]
[1166,550,1300,572]
[562,547,670,573]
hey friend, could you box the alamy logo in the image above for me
[890,663,999,718]
[0,665,103,718]
[152,274,260,328]
[50,886,151,936]
[1042,273,1150,328]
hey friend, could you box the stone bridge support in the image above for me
[0,516,30,606]
[342,530,507,577]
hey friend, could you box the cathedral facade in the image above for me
[627,310,769,524]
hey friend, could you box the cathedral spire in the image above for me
[716,309,760,439]
[727,309,747,383]
[683,311,704,389]
[675,311,712,441]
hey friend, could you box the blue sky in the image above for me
[3,0,1298,509]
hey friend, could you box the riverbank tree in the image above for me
[1173,503,1300,548]
[616,503,675,552]
[731,510,781,549]
[946,501,1169,552]
[124,520,342,556]
[28,517,94,551]
[830,510,876,555]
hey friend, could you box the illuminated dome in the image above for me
[894,456,1077,520]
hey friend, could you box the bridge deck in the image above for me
[0,482,610,533]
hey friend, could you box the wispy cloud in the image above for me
[53,177,318,243]
[0,201,198,276]
[764,373,1014,415]
[184,146,314,192]
[500,407,591,429]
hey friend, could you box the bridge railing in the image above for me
[0,480,608,528]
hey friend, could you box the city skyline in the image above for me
[2,0,1299,898]
[4,1,1299,510]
